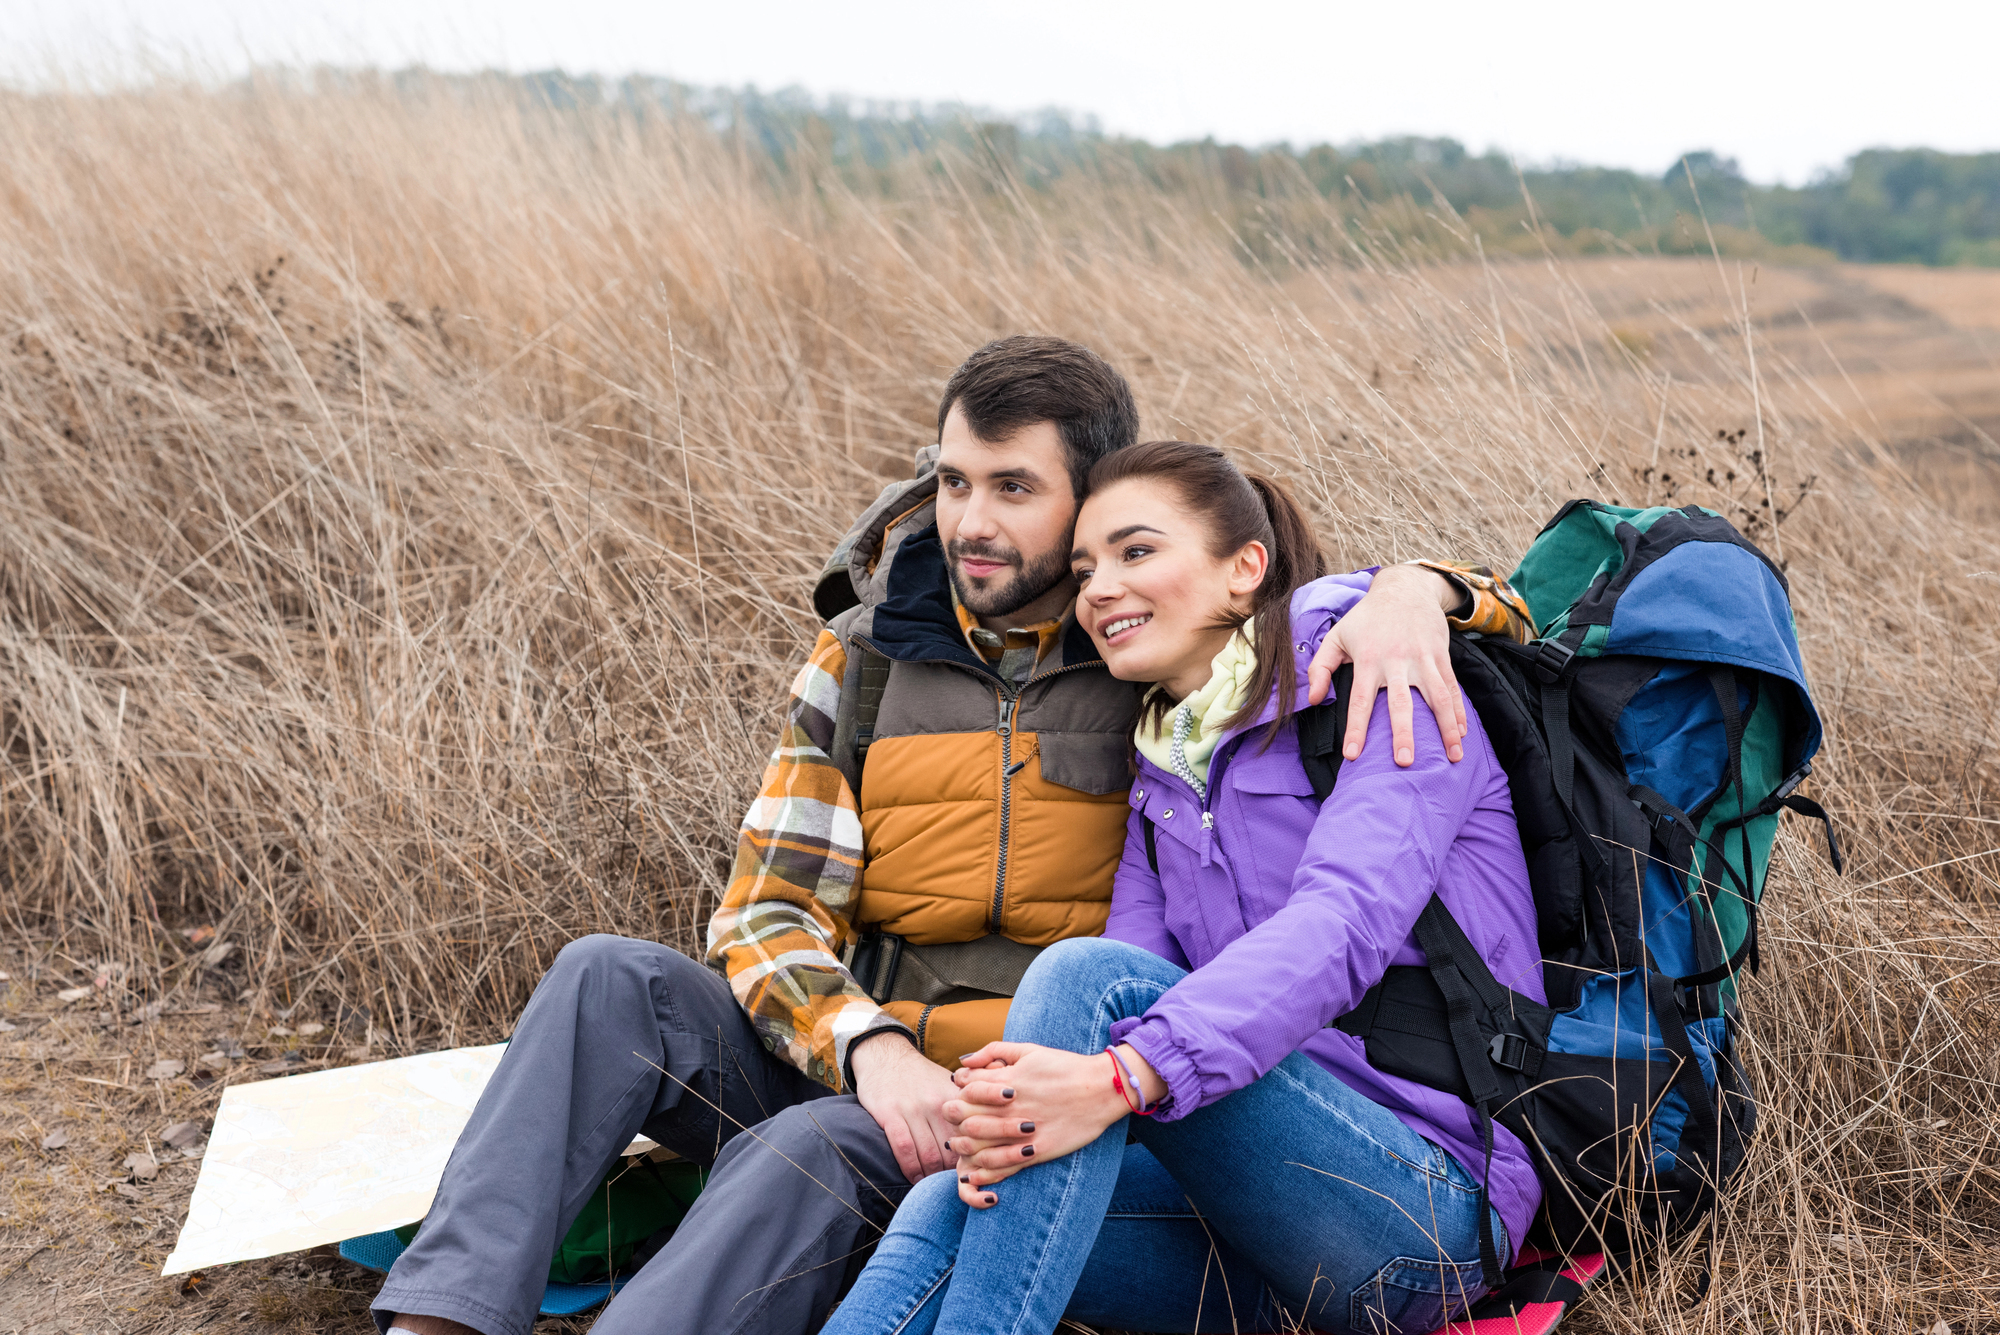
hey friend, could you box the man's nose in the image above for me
[958,489,1001,539]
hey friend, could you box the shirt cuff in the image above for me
[1109,1016,1201,1122]
[1404,560,1475,621]
[837,1014,918,1093]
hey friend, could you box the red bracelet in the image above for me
[1105,1046,1156,1116]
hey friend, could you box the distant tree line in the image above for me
[496,71,2000,268]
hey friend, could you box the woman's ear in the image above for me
[1226,541,1270,600]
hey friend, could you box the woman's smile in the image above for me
[1097,612,1151,645]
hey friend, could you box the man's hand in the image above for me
[1306,564,1469,766]
[850,1034,959,1183]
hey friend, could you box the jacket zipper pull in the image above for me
[1199,810,1215,865]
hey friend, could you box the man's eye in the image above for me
[1000,481,1026,494]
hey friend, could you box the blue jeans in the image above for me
[820,938,1506,1335]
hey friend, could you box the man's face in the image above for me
[934,404,1078,620]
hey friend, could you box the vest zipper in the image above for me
[990,687,1018,932]
[846,634,1114,936]
[987,657,1117,931]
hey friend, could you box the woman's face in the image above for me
[1071,477,1268,699]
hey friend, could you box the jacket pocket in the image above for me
[1227,749,1316,795]
[1036,731,1132,796]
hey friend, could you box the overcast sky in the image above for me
[7,0,1997,184]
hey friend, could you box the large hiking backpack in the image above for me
[1311,500,1842,1286]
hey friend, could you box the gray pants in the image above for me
[370,936,911,1335]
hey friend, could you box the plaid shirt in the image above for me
[705,560,1534,1090]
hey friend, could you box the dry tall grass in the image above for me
[3,73,1998,1331]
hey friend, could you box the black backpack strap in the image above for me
[1410,895,1509,1290]
[1466,1266,1589,1319]
[1528,627,1586,814]
[1773,794,1844,872]
[1628,783,1759,989]
[1645,969,1728,1220]
[1143,819,1159,876]
[1710,760,1844,874]
[1295,663,1354,802]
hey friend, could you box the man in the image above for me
[375,336,1531,1335]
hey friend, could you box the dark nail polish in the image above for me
[1021,1144,1035,1157]
[959,1174,969,1183]
[982,1193,997,1205]
[1019,1121,1035,1134]
[1002,1087,1015,1099]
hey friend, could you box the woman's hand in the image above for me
[943,1041,1159,1208]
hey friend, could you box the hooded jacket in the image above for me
[1107,571,1548,1250]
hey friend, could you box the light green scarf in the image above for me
[1133,620,1258,797]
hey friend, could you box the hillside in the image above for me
[545,74,2000,268]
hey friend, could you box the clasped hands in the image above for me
[941,1040,1166,1209]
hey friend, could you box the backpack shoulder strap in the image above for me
[1295,663,1355,802]
[852,644,893,760]
[827,620,893,795]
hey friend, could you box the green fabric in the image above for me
[1692,696,1794,999]
[1509,501,1716,638]
[549,1158,707,1284]
[1133,622,1257,790]
[393,1157,707,1286]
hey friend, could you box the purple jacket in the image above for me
[1106,570,1547,1248]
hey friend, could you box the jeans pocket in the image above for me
[1347,1253,1485,1335]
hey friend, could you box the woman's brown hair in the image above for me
[1085,440,1327,739]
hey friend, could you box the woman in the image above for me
[822,441,1545,1335]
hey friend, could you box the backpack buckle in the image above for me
[1533,638,1576,684]
[1487,1031,1532,1073]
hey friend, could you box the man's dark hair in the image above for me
[936,335,1139,498]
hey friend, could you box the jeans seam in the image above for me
[887,1262,954,1335]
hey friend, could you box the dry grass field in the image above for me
[2,74,1999,1334]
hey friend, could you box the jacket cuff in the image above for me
[832,1008,916,1093]
[1405,559,1475,621]
[1110,1016,1202,1123]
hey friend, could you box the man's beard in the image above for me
[947,538,1072,619]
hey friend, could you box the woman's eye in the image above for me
[1122,545,1152,562]
[1073,568,1093,584]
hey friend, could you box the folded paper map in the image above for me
[162,1044,657,1275]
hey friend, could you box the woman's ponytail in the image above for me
[1233,474,1327,736]
[1083,440,1326,742]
